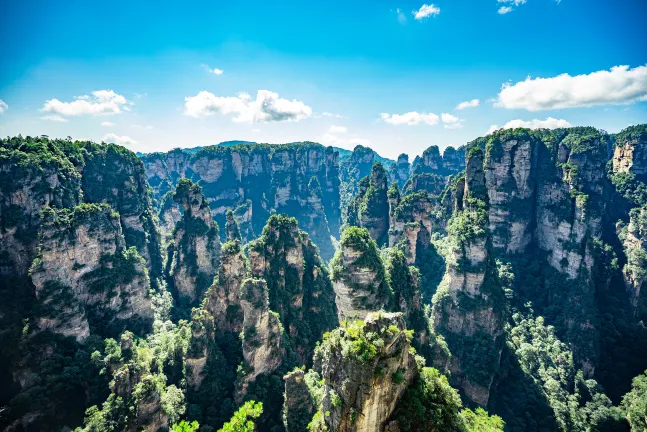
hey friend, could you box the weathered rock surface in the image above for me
[389,154,410,190]
[237,278,286,395]
[141,143,341,259]
[431,147,505,407]
[204,240,248,334]
[248,215,338,362]
[311,312,418,432]
[347,163,390,246]
[30,204,153,342]
[330,227,390,322]
[170,179,221,306]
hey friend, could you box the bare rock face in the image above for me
[204,240,248,334]
[0,139,82,276]
[141,143,341,250]
[248,215,338,363]
[30,204,153,342]
[311,312,418,432]
[347,163,391,246]
[389,154,410,190]
[301,176,334,260]
[157,191,182,237]
[613,126,647,176]
[485,136,539,254]
[411,145,465,177]
[330,227,390,322]
[79,143,164,280]
[431,147,505,407]
[171,179,221,306]
[620,205,647,321]
[237,278,286,395]
[282,369,317,432]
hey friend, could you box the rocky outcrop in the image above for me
[411,145,465,177]
[310,312,418,432]
[233,199,255,243]
[282,368,317,432]
[330,227,390,321]
[620,205,647,321]
[402,173,446,196]
[158,191,182,237]
[170,179,221,306]
[225,209,242,242]
[389,154,410,190]
[79,143,164,280]
[204,240,248,334]
[431,147,505,407]
[0,137,82,276]
[613,125,647,177]
[30,204,153,342]
[347,163,390,246]
[300,177,334,260]
[141,143,341,256]
[248,215,338,362]
[237,278,286,395]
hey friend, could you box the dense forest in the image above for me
[1,125,647,431]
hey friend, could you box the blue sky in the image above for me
[1,0,646,158]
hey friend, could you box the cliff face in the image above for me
[204,240,248,334]
[286,312,476,432]
[78,143,163,281]
[141,142,341,260]
[389,154,410,190]
[431,148,505,407]
[330,227,391,322]
[248,215,338,363]
[311,313,419,432]
[170,179,221,306]
[0,138,82,277]
[30,204,154,342]
[481,128,610,374]
[346,163,391,246]
[621,205,647,321]
[612,125,647,177]
[237,278,286,396]
[411,145,465,177]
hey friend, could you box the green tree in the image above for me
[622,370,647,431]
[172,420,200,432]
[217,401,263,432]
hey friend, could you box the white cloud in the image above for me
[40,115,69,123]
[380,111,439,126]
[456,99,480,110]
[42,90,131,117]
[441,113,459,123]
[487,117,573,134]
[184,90,312,123]
[103,133,138,146]
[497,0,526,13]
[328,125,348,134]
[101,121,114,126]
[495,65,647,111]
[211,68,224,75]
[413,4,440,20]
[0,100,7,114]
[441,113,463,129]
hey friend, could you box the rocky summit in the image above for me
[1,126,647,432]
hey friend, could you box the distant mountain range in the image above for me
[137,140,394,165]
